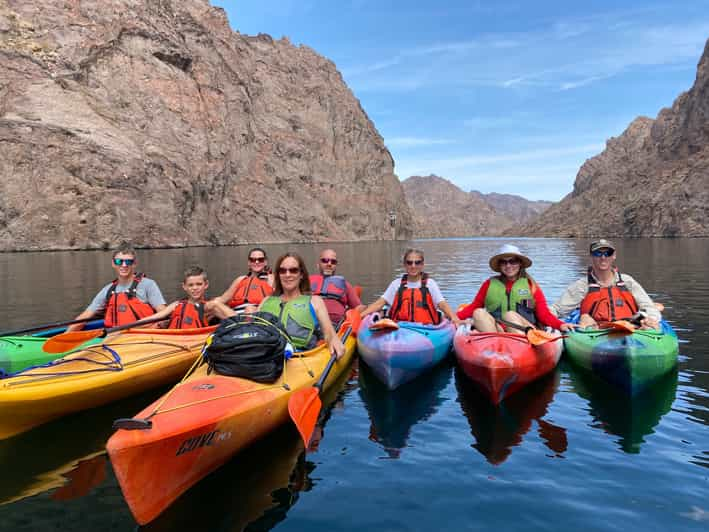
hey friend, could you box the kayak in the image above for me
[0,319,104,375]
[357,313,455,389]
[453,326,563,404]
[106,312,358,525]
[0,326,215,439]
[563,320,679,395]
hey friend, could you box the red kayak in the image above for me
[453,327,562,404]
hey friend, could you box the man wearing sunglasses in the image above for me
[68,244,166,330]
[551,239,661,329]
[309,249,364,325]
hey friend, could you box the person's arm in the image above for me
[143,279,167,312]
[361,279,397,317]
[147,301,179,322]
[624,275,661,327]
[344,282,366,315]
[457,279,491,320]
[550,278,586,320]
[425,279,461,326]
[437,300,461,326]
[67,284,110,331]
[215,276,245,305]
[360,297,387,317]
[532,288,572,331]
[311,296,345,358]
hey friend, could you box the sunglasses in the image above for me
[591,249,614,258]
[320,257,338,265]
[113,258,135,266]
[278,267,301,275]
[405,259,423,266]
[248,256,266,263]
[499,258,520,266]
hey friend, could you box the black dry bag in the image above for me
[204,312,289,383]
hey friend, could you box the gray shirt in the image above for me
[550,272,661,321]
[87,277,166,313]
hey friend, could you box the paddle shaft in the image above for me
[315,327,352,391]
[99,315,170,337]
[495,317,532,334]
[0,317,96,337]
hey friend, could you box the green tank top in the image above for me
[260,294,319,351]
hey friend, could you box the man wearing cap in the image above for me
[310,248,365,326]
[458,244,573,332]
[550,239,661,330]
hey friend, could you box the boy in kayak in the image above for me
[309,248,365,326]
[550,239,660,330]
[68,243,166,330]
[149,266,213,329]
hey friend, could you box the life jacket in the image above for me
[168,299,208,329]
[227,272,273,307]
[310,274,347,304]
[103,273,156,327]
[260,294,320,350]
[388,273,440,325]
[484,276,537,325]
[580,267,639,322]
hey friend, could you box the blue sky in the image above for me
[212,1,709,201]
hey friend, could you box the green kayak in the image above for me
[563,320,679,395]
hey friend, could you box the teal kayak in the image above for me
[563,320,679,395]
[0,320,104,375]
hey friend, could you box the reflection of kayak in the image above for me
[564,320,679,395]
[357,313,455,389]
[358,359,452,458]
[455,366,565,465]
[107,315,357,525]
[0,327,214,439]
[0,319,104,374]
[453,327,562,404]
[566,362,677,453]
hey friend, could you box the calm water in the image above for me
[0,238,707,531]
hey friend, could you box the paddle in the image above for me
[0,317,97,337]
[495,318,563,346]
[599,319,636,333]
[42,315,168,354]
[288,327,353,447]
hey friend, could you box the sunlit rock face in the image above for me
[0,0,412,251]
[521,39,709,237]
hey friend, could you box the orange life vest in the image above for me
[104,273,156,327]
[227,273,273,307]
[310,274,348,304]
[168,300,208,329]
[579,267,639,322]
[388,273,441,325]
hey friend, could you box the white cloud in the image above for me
[386,137,457,148]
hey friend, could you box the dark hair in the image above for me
[403,248,424,263]
[272,252,311,296]
[112,242,137,259]
[183,265,207,282]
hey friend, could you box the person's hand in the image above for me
[451,316,463,327]
[329,335,345,359]
[560,323,578,332]
[639,317,660,330]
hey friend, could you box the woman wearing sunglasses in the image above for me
[68,244,167,330]
[361,248,460,325]
[550,239,660,329]
[209,247,274,311]
[457,244,573,333]
[212,252,344,357]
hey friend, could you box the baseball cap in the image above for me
[589,239,616,253]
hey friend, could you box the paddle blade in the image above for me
[42,330,102,354]
[288,387,321,446]
[600,320,636,333]
[526,329,564,346]
[369,318,399,331]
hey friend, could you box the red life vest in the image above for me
[579,267,639,322]
[103,273,156,327]
[227,273,273,307]
[168,300,208,329]
[310,274,348,304]
[388,273,441,325]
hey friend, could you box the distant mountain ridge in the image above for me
[401,175,553,237]
[520,39,709,237]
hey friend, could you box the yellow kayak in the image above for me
[0,327,214,439]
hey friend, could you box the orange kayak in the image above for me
[453,328,562,405]
[107,313,358,525]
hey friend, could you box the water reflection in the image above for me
[455,366,566,464]
[0,387,165,505]
[358,359,453,458]
[566,363,678,454]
